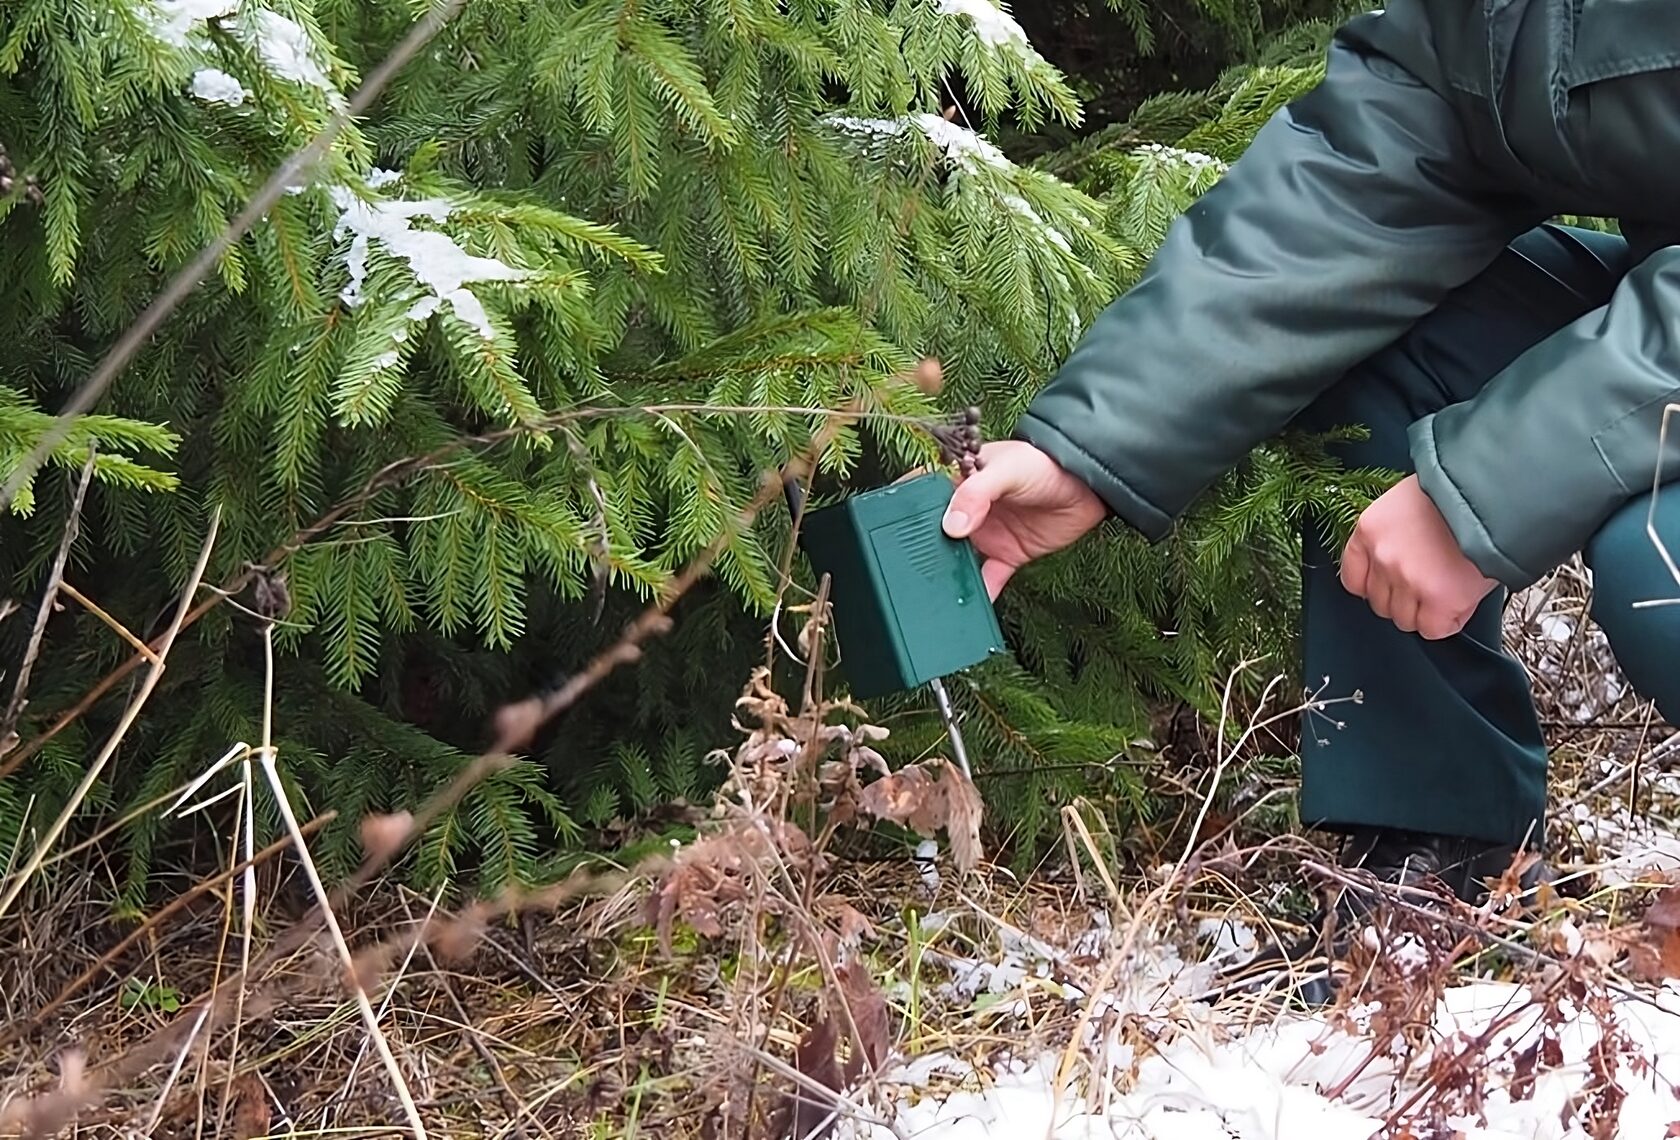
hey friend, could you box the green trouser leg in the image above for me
[1296,223,1648,847]
[1586,486,1680,730]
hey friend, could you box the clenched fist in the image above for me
[940,440,1109,599]
[1339,474,1498,639]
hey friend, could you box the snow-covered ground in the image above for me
[836,800,1680,1138]
[840,972,1680,1138]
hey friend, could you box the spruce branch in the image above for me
[0,398,917,781]
[0,0,471,513]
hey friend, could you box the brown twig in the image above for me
[0,811,336,1049]
[55,582,161,665]
[0,448,96,756]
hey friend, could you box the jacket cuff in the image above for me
[1013,411,1174,542]
[1408,414,1537,589]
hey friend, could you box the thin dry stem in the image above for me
[254,743,429,1139]
[0,506,221,922]
[0,448,96,754]
[55,581,161,664]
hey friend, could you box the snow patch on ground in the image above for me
[1570,790,1680,888]
[841,787,1680,1139]
[840,977,1680,1139]
[329,188,526,339]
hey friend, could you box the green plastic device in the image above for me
[797,472,1006,700]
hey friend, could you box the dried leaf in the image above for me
[938,761,984,873]
[1626,928,1680,982]
[783,1016,843,1140]
[231,1073,271,1140]
[858,765,947,834]
[1647,885,1680,932]
[838,960,890,1082]
[1491,849,1545,901]
[642,829,772,954]
[856,762,985,872]
[1510,1041,1540,1102]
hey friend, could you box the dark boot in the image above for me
[1229,827,1556,1008]
[1333,825,1555,913]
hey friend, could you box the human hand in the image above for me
[1339,474,1498,639]
[940,440,1108,599]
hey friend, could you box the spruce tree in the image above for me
[0,0,1384,894]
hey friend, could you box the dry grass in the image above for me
[2,512,1676,1138]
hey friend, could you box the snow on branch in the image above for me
[935,0,1030,52]
[912,112,1012,173]
[328,188,528,340]
[825,113,1014,175]
[189,67,248,106]
[142,0,342,102]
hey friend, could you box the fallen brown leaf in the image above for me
[838,960,890,1082]
[231,1073,271,1140]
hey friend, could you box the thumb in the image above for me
[942,462,1011,539]
[980,557,1016,600]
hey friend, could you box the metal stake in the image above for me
[928,676,972,780]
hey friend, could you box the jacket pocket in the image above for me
[1564,0,1680,88]
[1554,2,1680,204]
[1591,388,1680,500]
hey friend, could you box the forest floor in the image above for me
[2,560,1678,1140]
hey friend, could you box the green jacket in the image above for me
[1016,0,1680,590]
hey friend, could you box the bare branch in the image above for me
[0,448,96,757]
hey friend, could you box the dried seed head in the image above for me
[359,811,413,861]
[433,906,488,963]
[912,358,944,395]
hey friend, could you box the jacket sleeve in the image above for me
[1411,240,1680,589]
[1014,21,1533,541]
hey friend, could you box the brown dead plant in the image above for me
[0,369,981,1138]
